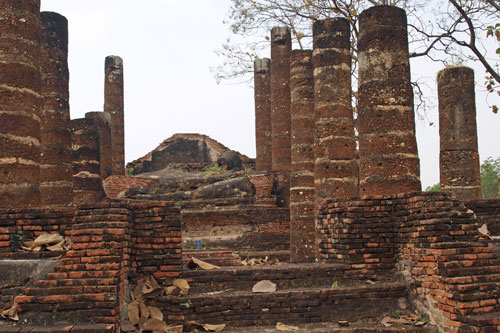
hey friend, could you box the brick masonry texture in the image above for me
[85,112,112,180]
[312,18,358,202]
[39,11,73,206]
[270,26,292,207]
[104,56,125,176]
[357,6,421,196]
[0,200,181,329]
[0,0,42,208]
[102,175,158,199]
[290,50,316,262]
[438,66,482,200]
[317,192,500,332]
[254,58,272,173]
[71,118,104,204]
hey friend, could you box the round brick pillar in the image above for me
[312,18,358,205]
[104,55,125,176]
[357,6,421,196]
[270,26,292,207]
[72,118,105,204]
[0,0,42,208]
[438,66,482,200]
[39,11,73,206]
[85,111,112,180]
[290,50,316,262]
[254,57,272,173]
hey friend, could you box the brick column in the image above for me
[39,11,73,206]
[72,118,105,204]
[104,56,125,175]
[254,57,272,173]
[86,111,112,180]
[438,66,482,200]
[357,6,421,196]
[0,0,41,209]
[312,18,358,206]
[290,50,316,262]
[270,27,292,207]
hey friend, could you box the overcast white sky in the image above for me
[40,0,499,189]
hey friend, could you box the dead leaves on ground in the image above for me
[0,304,19,322]
[478,224,500,240]
[241,255,280,266]
[252,280,277,293]
[381,312,429,328]
[21,232,71,252]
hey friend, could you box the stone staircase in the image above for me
[149,263,437,332]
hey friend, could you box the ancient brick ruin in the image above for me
[1,2,500,333]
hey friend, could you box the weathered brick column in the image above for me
[86,111,112,180]
[72,118,105,204]
[0,0,42,209]
[438,66,482,200]
[254,57,272,172]
[104,55,125,175]
[357,6,421,196]
[39,11,73,206]
[290,50,316,262]
[270,27,292,207]
[312,18,358,206]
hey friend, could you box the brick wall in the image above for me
[465,199,500,235]
[103,175,158,199]
[317,192,500,332]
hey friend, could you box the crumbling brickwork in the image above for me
[438,66,482,200]
[71,118,105,204]
[357,6,421,196]
[270,26,292,207]
[254,57,272,173]
[85,111,112,180]
[290,50,316,262]
[0,0,42,209]
[104,55,125,176]
[39,11,73,206]
[312,18,358,203]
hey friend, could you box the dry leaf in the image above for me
[0,304,19,321]
[365,280,376,285]
[165,325,183,333]
[276,322,299,331]
[165,285,180,296]
[338,321,349,326]
[46,240,65,251]
[138,300,150,320]
[148,306,163,321]
[127,300,140,325]
[120,319,136,332]
[252,280,276,293]
[192,257,220,270]
[381,316,412,327]
[478,224,490,237]
[32,233,64,248]
[142,318,168,331]
[173,279,190,294]
[202,323,226,331]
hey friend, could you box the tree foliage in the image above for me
[213,0,500,112]
[481,156,500,199]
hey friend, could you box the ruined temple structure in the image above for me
[2,2,500,333]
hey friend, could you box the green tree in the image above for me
[481,156,500,199]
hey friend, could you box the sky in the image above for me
[40,0,500,189]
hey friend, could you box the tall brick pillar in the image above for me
[104,55,125,175]
[254,57,272,172]
[86,111,112,180]
[270,27,292,207]
[357,6,421,196]
[312,18,358,207]
[0,0,41,209]
[438,66,482,200]
[72,118,105,204]
[39,11,73,206]
[290,50,316,262]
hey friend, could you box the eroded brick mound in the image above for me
[126,133,253,175]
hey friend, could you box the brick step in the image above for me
[54,263,120,272]
[440,265,500,277]
[37,277,118,288]
[428,241,489,250]
[152,282,410,328]
[182,250,243,267]
[466,311,500,330]
[25,285,117,296]
[222,322,437,332]
[441,273,500,285]
[435,252,497,262]
[46,270,119,280]
[438,258,500,269]
[14,293,116,305]
[182,263,394,294]
[0,324,114,333]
